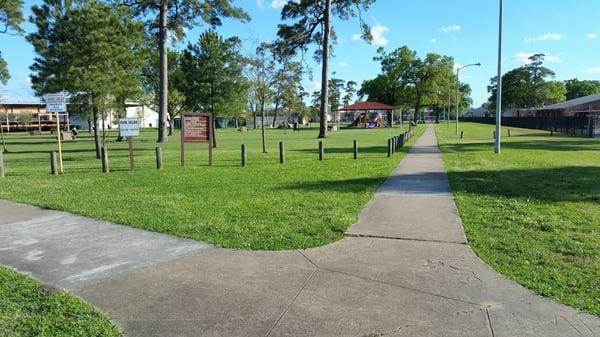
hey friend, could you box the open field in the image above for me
[436,122,600,316]
[0,267,120,337]
[0,125,423,250]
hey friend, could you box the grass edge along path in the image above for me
[0,267,121,337]
[0,125,425,251]
[435,122,600,317]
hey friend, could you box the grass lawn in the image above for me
[0,267,120,337]
[0,124,423,250]
[436,122,600,316]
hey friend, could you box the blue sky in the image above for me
[2,0,600,107]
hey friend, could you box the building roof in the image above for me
[536,93,600,111]
[339,102,395,111]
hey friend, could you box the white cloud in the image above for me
[269,0,287,9]
[256,0,265,9]
[430,38,437,43]
[586,66,600,73]
[338,61,348,67]
[312,81,321,90]
[524,33,563,42]
[441,24,461,33]
[371,23,389,46]
[351,19,389,46]
[588,33,598,39]
[513,52,562,64]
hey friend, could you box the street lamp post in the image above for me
[455,63,481,135]
[495,0,504,154]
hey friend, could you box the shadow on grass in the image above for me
[293,145,388,154]
[447,166,600,203]
[441,138,600,153]
[281,177,388,193]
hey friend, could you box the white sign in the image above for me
[46,93,67,113]
[119,118,140,137]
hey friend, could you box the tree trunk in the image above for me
[271,97,280,127]
[318,0,332,139]
[92,106,101,159]
[414,95,421,123]
[212,115,217,148]
[87,118,92,133]
[253,110,257,129]
[261,102,267,153]
[157,0,169,143]
[168,117,173,136]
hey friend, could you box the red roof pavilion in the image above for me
[339,102,395,111]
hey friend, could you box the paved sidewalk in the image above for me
[1,124,598,337]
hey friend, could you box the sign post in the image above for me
[180,113,213,166]
[46,93,67,173]
[118,118,140,171]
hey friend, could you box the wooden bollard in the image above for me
[391,137,395,154]
[0,150,4,178]
[507,129,511,137]
[550,129,554,137]
[155,147,163,170]
[279,141,285,164]
[460,131,464,139]
[241,144,247,167]
[493,131,496,139]
[318,141,324,161]
[387,138,392,157]
[50,152,58,176]
[353,140,358,160]
[101,147,109,173]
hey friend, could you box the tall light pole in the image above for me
[495,0,504,154]
[455,63,481,135]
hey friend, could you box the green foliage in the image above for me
[28,0,145,106]
[0,125,424,250]
[564,78,600,100]
[437,122,600,316]
[181,30,247,119]
[487,54,564,111]
[0,267,120,337]
[360,46,469,119]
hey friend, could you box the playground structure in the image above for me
[339,102,396,128]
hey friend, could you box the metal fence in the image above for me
[460,116,600,138]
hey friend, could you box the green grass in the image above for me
[0,125,423,250]
[0,267,120,337]
[436,122,600,316]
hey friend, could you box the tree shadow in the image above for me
[281,177,388,193]
[441,138,600,153]
[293,145,389,154]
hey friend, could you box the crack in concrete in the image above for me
[264,269,317,337]
[344,232,467,245]
[485,308,496,337]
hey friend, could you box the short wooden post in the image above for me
[391,137,395,154]
[387,138,392,157]
[399,133,405,148]
[101,147,109,173]
[0,150,4,178]
[318,141,324,161]
[241,144,247,167]
[353,140,358,159]
[460,131,464,139]
[279,141,285,164]
[155,147,163,170]
[50,152,58,176]
[507,129,511,137]
[493,131,496,139]
[128,137,135,171]
[550,129,554,137]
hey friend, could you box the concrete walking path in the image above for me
[1,124,598,336]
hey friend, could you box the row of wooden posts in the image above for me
[387,129,415,157]
[0,129,418,176]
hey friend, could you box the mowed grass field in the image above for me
[436,122,600,316]
[0,267,120,337]
[0,124,423,250]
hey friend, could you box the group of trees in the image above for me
[1,0,382,150]
[358,46,472,122]
[486,54,600,114]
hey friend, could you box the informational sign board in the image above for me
[182,113,211,143]
[181,112,213,166]
[119,118,140,138]
[46,93,67,113]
